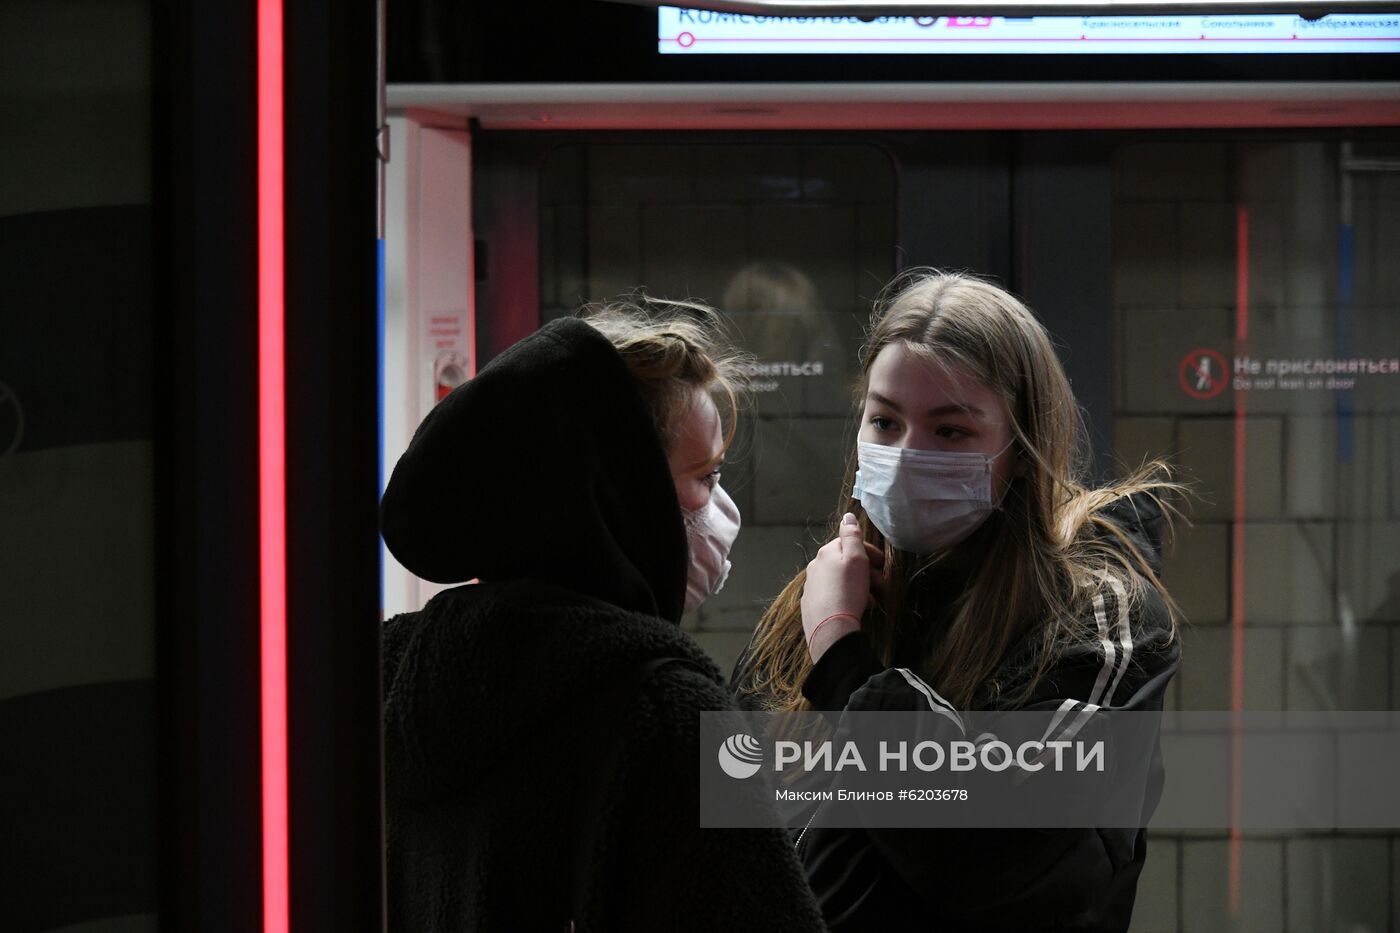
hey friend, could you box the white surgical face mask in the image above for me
[852,439,1013,555]
[682,483,741,613]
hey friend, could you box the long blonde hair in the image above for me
[742,271,1182,713]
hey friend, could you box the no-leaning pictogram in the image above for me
[1179,349,1229,400]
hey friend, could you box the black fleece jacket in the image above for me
[732,494,1180,933]
[381,318,825,933]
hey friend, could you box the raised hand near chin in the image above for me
[801,512,873,663]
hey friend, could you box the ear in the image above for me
[1012,445,1029,477]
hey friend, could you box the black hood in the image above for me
[380,317,689,623]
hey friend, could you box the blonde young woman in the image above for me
[381,298,826,932]
[733,272,1181,933]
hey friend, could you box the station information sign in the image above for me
[658,7,1400,54]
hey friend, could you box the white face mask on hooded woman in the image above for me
[853,439,1014,554]
[682,483,741,613]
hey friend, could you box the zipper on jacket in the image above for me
[794,801,822,852]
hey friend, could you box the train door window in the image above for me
[538,143,896,670]
[1110,137,1400,932]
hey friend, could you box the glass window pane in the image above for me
[540,143,896,671]
[1113,136,1400,933]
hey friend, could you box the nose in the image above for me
[895,426,941,452]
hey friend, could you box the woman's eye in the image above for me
[869,415,897,432]
[935,425,970,439]
[702,469,721,489]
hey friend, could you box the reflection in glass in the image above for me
[539,144,895,667]
[1112,137,1400,933]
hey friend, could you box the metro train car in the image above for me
[3,0,1398,930]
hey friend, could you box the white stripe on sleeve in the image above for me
[1087,591,1118,708]
[1059,701,1102,743]
[895,668,966,734]
[1104,576,1134,707]
[1039,698,1080,743]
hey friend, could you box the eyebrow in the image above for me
[867,390,986,419]
[681,452,725,473]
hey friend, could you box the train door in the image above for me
[459,129,1129,673]
[383,117,1400,932]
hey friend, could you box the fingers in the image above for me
[838,512,862,558]
[802,515,880,633]
[814,513,872,566]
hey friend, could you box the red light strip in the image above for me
[258,1,290,932]
[1228,204,1250,916]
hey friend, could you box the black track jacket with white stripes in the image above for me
[733,494,1180,933]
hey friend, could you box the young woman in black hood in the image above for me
[380,298,826,932]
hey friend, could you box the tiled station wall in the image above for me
[539,137,1400,932]
[1113,141,1400,933]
